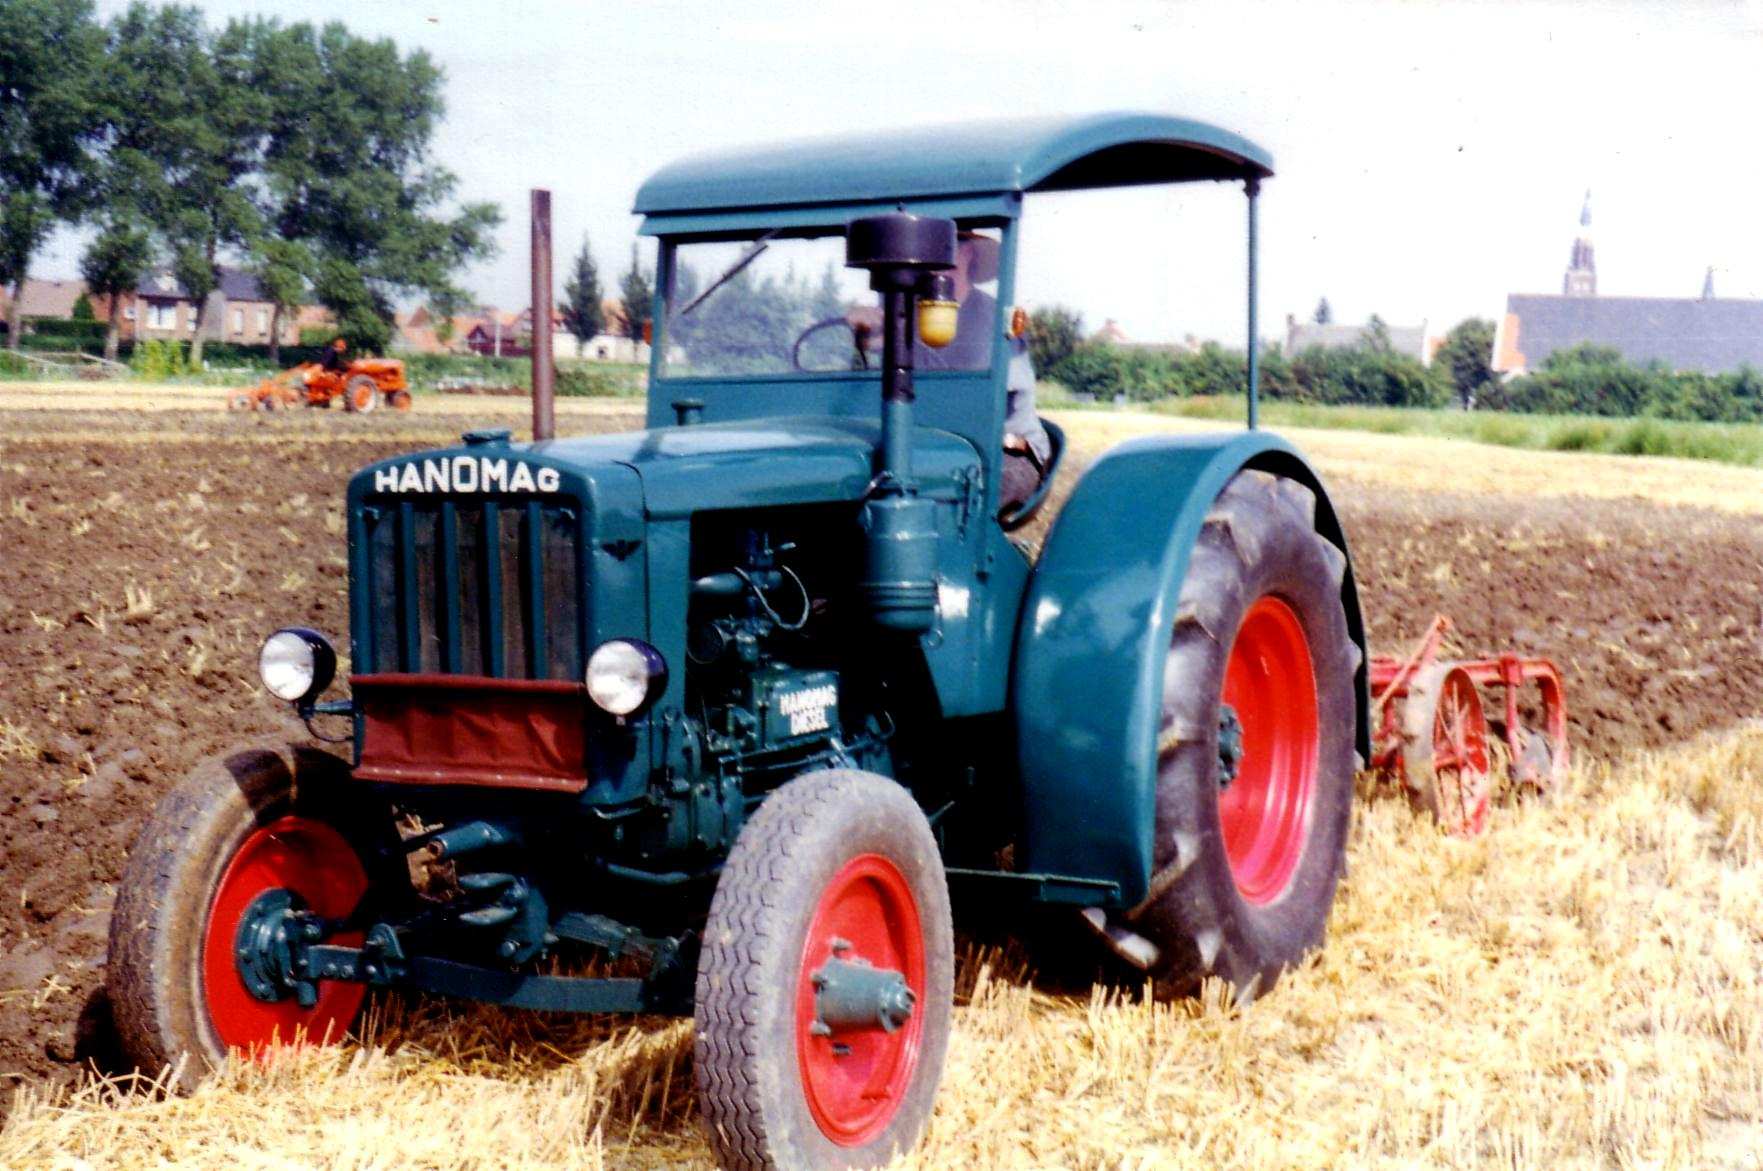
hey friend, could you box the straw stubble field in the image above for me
[1,387,1760,1168]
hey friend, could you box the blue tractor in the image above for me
[108,113,1368,1169]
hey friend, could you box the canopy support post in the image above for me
[1245,177,1260,431]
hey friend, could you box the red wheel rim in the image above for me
[1432,669,1491,836]
[1219,596,1320,905]
[795,854,925,1147]
[201,816,368,1053]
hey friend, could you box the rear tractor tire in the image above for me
[106,745,401,1090]
[694,769,954,1170]
[1118,469,1359,1002]
[343,374,379,413]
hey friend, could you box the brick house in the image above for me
[0,277,89,324]
[108,267,315,345]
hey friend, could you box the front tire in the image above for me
[694,769,953,1170]
[106,745,399,1090]
[343,374,378,413]
[1128,469,1359,1000]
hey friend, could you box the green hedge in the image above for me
[24,318,108,345]
[1048,340,1449,410]
[1484,344,1763,424]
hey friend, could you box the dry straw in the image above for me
[3,727,1760,1169]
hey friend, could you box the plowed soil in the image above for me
[4,406,1762,1099]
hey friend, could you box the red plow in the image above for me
[1369,615,1568,836]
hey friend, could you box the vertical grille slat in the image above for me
[525,500,546,679]
[438,503,461,673]
[482,501,505,677]
[397,502,420,673]
[362,497,581,682]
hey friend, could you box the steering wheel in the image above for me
[792,316,871,372]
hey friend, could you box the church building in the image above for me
[1492,193,1763,376]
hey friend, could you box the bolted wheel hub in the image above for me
[1216,703,1245,791]
[235,888,325,1008]
[809,948,916,1038]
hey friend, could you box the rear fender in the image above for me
[1010,430,1367,907]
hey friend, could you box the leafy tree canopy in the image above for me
[1027,305,1083,374]
[1433,317,1497,408]
[0,0,105,344]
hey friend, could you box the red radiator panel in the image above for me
[352,673,592,793]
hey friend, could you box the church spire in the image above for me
[1702,265,1715,300]
[1564,189,1596,297]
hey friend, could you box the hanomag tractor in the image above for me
[109,113,1368,1170]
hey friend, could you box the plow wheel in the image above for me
[343,375,379,413]
[1400,664,1492,837]
[227,391,253,411]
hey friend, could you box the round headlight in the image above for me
[258,628,337,704]
[586,639,667,717]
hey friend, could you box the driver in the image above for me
[917,232,1051,512]
[320,336,349,373]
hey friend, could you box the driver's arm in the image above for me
[1003,342,1050,463]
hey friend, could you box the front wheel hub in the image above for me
[796,854,926,1147]
[810,954,916,1035]
[234,888,324,1007]
[203,816,368,1050]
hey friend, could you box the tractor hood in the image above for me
[534,415,979,518]
[347,416,978,522]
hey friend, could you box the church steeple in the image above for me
[1702,265,1715,300]
[1564,190,1596,297]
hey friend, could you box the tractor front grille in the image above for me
[357,499,583,681]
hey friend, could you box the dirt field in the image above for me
[2,396,1762,1165]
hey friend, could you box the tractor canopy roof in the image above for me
[634,111,1272,233]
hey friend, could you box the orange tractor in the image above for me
[229,357,412,413]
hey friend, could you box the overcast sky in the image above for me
[38,0,1763,343]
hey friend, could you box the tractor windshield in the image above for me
[659,229,1000,379]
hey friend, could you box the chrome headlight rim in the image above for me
[585,638,668,718]
[258,627,337,705]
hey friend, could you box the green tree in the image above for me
[70,291,94,319]
[254,20,500,353]
[620,245,653,344]
[1312,297,1332,325]
[104,3,269,367]
[1027,305,1083,374]
[246,236,310,365]
[560,234,604,357]
[78,218,151,361]
[1433,317,1497,409]
[0,0,105,349]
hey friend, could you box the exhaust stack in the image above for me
[531,188,555,442]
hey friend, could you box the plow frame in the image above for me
[1368,615,1569,835]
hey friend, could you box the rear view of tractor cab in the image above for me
[109,113,1369,1171]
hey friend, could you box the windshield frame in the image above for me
[649,219,1010,386]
